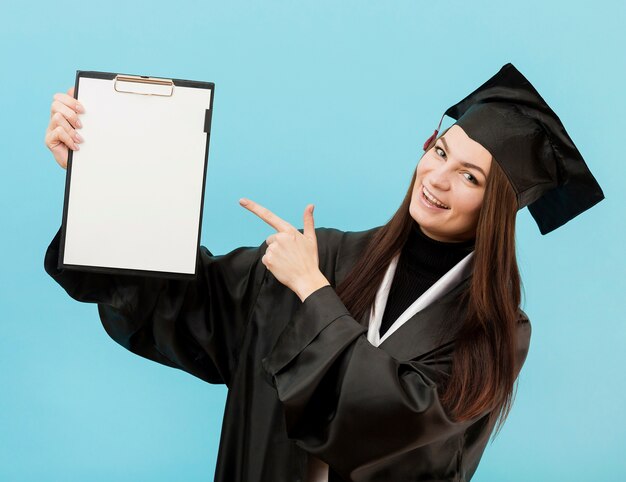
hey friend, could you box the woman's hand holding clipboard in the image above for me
[45,86,84,169]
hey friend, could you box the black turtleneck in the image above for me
[379,222,475,338]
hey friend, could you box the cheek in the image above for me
[455,190,484,217]
[412,167,424,191]
[414,163,430,187]
[416,158,434,175]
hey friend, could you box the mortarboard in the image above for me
[422,62,604,235]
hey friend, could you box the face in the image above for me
[409,125,493,242]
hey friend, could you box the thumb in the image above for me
[303,204,316,242]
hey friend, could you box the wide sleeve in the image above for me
[261,285,488,479]
[44,227,267,385]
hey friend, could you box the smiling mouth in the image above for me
[421,185,450,209]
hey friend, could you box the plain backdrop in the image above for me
[1,1,624,480]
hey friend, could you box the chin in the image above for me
[409,203,470,242]
[409,199,448,224]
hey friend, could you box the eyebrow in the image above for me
[439,137,488,179]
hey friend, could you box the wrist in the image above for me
[296,272,331,302]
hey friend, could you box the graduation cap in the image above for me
[422,62,604,235]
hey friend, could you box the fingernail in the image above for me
[76,133,84,143]
[75,103,84,113]
[76,118,82,128]
[74,143,80,150]
[239,198,248,205]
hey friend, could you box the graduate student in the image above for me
[44,63,604,481]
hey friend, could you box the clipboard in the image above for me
[58,70,215,279]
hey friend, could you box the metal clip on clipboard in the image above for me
[113,74,175,97]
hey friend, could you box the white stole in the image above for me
[367,250,474,347]
[307,250,475,482]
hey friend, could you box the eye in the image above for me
[435,144,480,185]
[463,172,479,185]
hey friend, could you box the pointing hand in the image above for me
[239,198,330,302]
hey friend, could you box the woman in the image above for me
[44,63,604,481]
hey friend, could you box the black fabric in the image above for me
[430,62,604,234]
[379,222,474,338]
[44,225,531,481]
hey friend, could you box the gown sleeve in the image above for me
[261,284,532,479]
[44,227,268,385]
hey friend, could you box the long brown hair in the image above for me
[335,126,522,436]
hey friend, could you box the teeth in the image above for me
[422,186,449,209]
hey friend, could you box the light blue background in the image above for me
[1,1,624,480]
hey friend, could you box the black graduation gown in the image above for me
[44,224,532,481]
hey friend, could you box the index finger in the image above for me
[53,90,82,112]
[239,198,296,233]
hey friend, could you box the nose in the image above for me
[429,164,451,190]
